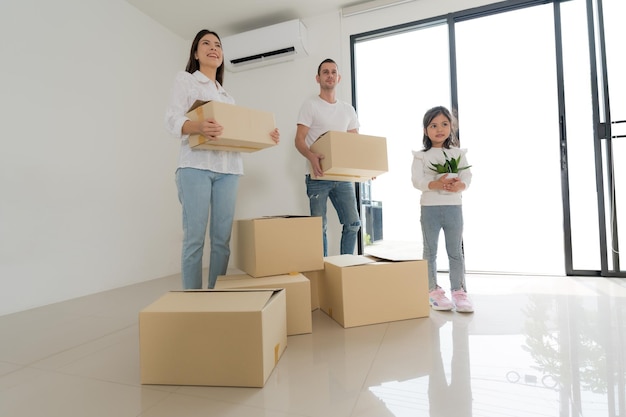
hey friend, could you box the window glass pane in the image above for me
[602,0,626,272]
[355,24,450,260]
[455,4,565,275]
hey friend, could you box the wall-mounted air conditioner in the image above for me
[221,19,309,72]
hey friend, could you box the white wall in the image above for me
[0,0,498,316]
[0,0,186,315]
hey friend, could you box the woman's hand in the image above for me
[199,119,223,141]
[270,128,280,144]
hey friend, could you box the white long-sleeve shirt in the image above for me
[164,70,243,175]
[411,147,472,206]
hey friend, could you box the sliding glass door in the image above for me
[454,4,564,275]
[352,0,625,277]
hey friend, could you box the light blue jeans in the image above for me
[306,175,361,256]
[421,205,466,292]
[176,167,239,289]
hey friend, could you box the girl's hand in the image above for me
[436,174,460,191]
[447,180,465,192]
[270,128,280,144]
[442,176,463,192]
[199,119,223,140]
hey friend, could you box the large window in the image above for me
[353,0,625,277]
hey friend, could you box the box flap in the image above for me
[324,254,376,268]
[364,244,422,261]
[218,273,306,286]
[187,100,210,113]
[258,215,312,220]
[142,290,278,313]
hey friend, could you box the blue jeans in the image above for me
[421,205,466,292]
[306,175,361,256]
[176,168,239,289]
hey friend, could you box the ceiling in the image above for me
[125,0,357,39]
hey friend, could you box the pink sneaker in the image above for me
[452,289,474,313]
[429,288,454,311]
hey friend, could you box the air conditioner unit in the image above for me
[221,19,309,72]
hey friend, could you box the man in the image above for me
[295,58,361,256]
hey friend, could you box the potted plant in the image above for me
[429,151,471,194]
[429,151,471,174]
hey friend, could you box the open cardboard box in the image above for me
[319,254,429,328]
[139,288,287,387]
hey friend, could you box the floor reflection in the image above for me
[368,279,625,416]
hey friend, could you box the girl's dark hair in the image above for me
[422,106,459,151]
[185,29,225,85]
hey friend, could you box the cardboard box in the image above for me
[302,269,322,311]
[319,255,429,328]
[216,273,312,335]
[310,131,388,182]
[237,216,324,277]
[139,289,287,387]
[186,100,276,152]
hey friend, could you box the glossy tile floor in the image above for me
[1,272,625,417]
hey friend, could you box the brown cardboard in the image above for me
[237,216,324,277]
[310,131,388,182]
[216,273,312,335]
[185,100,276,152]
[302,269,322,311]
[139,289,287,387]
[319,255,429,328]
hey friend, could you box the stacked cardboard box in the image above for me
[237,216,324,277]
[216,273,312,335]
[302,269,322,311]
[232,216,323,336]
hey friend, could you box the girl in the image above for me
[164,29,280,289]
[411,106,473,313]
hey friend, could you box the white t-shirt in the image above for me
[297,95,359,174]
[164,70,243,175]
[411,147,472,206]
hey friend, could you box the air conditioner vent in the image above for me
[230,47,296,66]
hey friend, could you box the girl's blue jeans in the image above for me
[421,205,466,292]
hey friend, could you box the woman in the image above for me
[165,29,280,289]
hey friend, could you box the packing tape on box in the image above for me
[274,344,280,365]
[313,173,364,180]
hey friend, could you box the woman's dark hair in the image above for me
[185,29,225,85]
[422,106,459,151]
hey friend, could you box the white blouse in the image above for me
[164,70,243,175]
[411,147,472,206]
